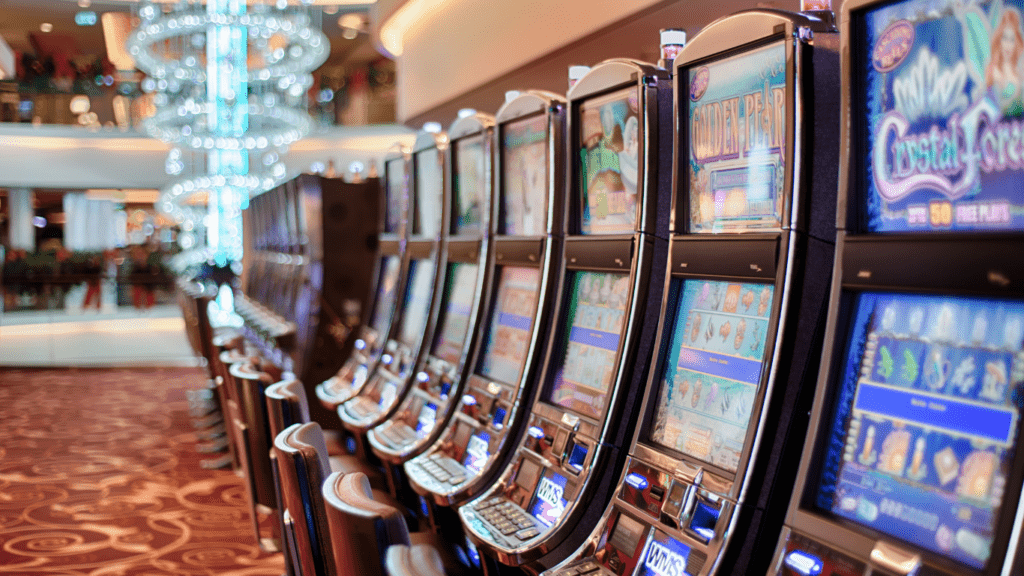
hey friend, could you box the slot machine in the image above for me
[317,146,410,410]
[770,0,1024,574]
[543,7,841,576]
[459,57,674,572]
[403,91,566,511]
[366,113,495,474]
[338,128,449,455]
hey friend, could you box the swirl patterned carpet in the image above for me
[0,367,285,576]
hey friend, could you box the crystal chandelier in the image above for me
[128,0,329,265]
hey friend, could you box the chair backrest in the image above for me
[384,544,446,576]
[274,422,335,576]
[266,378,312,441]
[322,470,411,576]
[230,361,278,510]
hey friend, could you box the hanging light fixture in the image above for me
[128,0,329,266]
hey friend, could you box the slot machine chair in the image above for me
[273,422,336,576]
[322,470,471,576]
[266,378,384,489]
[274,423,469,576]
[385,544,447,576]
[228,360,283,551]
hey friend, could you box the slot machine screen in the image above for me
[454,135,486,234]
[548,271,630,420]
[855,0,1024,232]
[397,259,435,348]
[649,279,775,472]
[502,113,549,235]
[529,468,570,527]
[370,256,402,333]
[385,158,405,234]
[814,292,1024,569]
[579,87,641,234]
[431,263,480,364]
[415,147,443,237]
[686,41,786,233]
[478,267,542,384]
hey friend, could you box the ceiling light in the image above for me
[40,23,53,33]
[323,6,339,14]
[379,0,448,57]
[342,28,358,40]
[78,0,91,7]
[338,13,365,30]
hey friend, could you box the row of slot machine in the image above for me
[269,0,1024,575]
[239,173,380,401]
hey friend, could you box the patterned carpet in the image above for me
[0,367,285,576]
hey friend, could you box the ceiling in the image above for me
[0,0,385,71]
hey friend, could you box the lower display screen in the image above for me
[548,271,630,420]
[816,292,1024,569]
[478,266,542,385]
[529,469,569,528]
[370,256,402,333]
[398,259,435,348]
[650,279,775,472]
[431,263,480,364]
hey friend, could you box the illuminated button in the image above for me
[575,561,601,574]
[516,527,539,540]
[528,426,545,439]
[474,501,493,511]
[448,475,465,484]
[783,550,824,576]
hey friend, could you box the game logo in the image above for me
[479,267,542,384]
[503,114,549,235]
[688,41,786,233]
[370,256,402,333]
[817,292,1024,568]
[398,260,435,347]
[859,0,1024,231]
[432,263,480,364]
[463,432,491,474]
[415,147,443,237]
[579,88,641,234]
[385,158,405,233]
[650,279,775,472]
[636,531,699,576]
[529,470,569,527]
[455,135,486,234]
[549,272,630,420]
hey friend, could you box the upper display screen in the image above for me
[858,0,1024,232]
[385,159,404,233]
[650,279,775,472]
[687,41,786,233]
[815,292,1024,569]
[478,266,542,384]
[454,135,486,234]
[579,87,641,234]
[415,147,443,237]
[549,271,630,420]
[431,263,480,365]
[397,259,435,348]
[502,114,549,235]
[370,255,402,333]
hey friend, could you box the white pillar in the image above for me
[7,188,35,252]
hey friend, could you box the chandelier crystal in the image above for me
[128,0,329,265]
